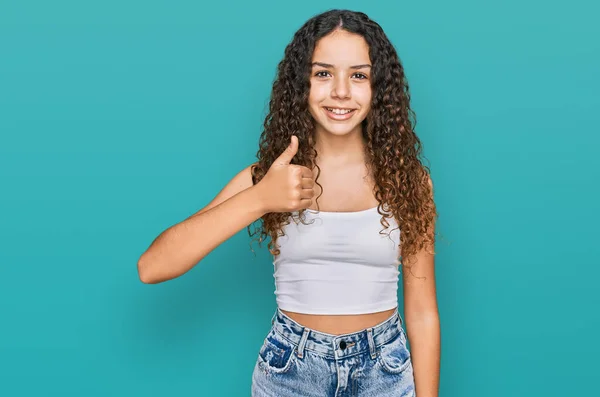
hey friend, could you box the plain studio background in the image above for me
[1,1,598,396]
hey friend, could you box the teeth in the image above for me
[327,108,354,115]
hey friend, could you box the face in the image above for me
[308,29,372,137]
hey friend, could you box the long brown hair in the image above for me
[247,9,437,270]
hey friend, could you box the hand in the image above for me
[256,135,315,213]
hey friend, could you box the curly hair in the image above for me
[247,9,437,271]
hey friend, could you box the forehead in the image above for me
[312,30,371,65]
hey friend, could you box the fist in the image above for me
[257,135,315,213]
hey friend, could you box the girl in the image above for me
[138,9,440,397]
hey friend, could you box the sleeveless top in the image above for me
[272,205,402,315]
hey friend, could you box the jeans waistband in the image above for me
[270,308,403,360]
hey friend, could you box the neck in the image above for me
[313,125,367,165]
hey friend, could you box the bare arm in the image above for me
[137,164,262,284]
[137,135,314,284]
[403,176,440,397]
[403,248,440,397]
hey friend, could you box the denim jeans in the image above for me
[251,308,415,396]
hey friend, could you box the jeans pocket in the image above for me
[376,330,412,375]
[256,329,297,375]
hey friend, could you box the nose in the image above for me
[332,75,351,99]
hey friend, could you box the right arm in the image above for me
[137,135,314,284]
[137,164,263,284]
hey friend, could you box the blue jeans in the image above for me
[251,308,415,396]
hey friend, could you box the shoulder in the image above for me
[189,162,258,217]
[230,162,258,188]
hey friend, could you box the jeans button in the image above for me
[339,340,347,350]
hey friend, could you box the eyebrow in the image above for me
[311,62,372,69]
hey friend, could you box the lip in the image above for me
[323,107,357,121]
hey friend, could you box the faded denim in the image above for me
[251,308,415,396]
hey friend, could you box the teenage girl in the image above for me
[138,9,440,397]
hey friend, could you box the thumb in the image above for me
[274,135,298,165]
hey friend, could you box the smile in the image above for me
[325,107,355,115]
[323,107,357,120]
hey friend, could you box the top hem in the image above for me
[276,300,398,315]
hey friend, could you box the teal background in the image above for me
[1,0,598,395]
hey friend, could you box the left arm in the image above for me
[402,179,440,396]
[402,246,440,397]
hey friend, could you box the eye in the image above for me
[315,71,331,78]
[353,73,368,80]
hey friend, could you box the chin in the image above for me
[319,117,366,136]
[311,112,366,136]
[323,125,361,136]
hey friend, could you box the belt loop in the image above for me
[296,327,310,359]
[367,327,377,360]
[271,310,277,325]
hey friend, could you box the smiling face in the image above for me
[308,29,373,138]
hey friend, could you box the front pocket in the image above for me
[377,331,412,375]
[257,331,296,374]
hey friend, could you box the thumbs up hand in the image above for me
[255,135,315,213]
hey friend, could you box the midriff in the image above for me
[280,307,397,335]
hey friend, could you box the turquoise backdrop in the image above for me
[1,0,598,396]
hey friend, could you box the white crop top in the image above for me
[272,205,401,315]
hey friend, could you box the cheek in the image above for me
[309,84,328,105]
[356,86,372,107]
[308,88,322,119]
